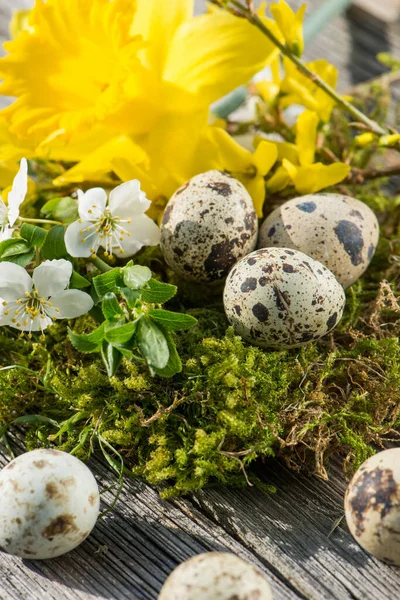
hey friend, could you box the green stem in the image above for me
[215,0,387,136]
[91,256,113,273]
[19,217,62,226]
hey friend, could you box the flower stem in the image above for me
[213,0,387,136]
[91,256,113,273]
[19,217,62,226]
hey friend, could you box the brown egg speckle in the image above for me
[223,248,345,349]
[160,171,258,283]
[259,193,379,288]
[345,448,400,565]
[158,552,273,600]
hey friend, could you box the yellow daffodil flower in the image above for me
[0,0,280,216]
[280,58,338,122]
[266,110,350,194]
[270,0,306,57]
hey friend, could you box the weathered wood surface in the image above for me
[1,2,400,599]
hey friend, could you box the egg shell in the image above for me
[258,193,379,288]
[0,449,100,559]
[158,552,273,600]
[344,448,400,566]
[160,170,258,283]
[223,247,346,349]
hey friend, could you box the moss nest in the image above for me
[1,181,400,498]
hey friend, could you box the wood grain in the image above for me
[1,1,400,599]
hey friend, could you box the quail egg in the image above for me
[345,448,400,566]
[158,552,273,600]
[259,193,379,288]
[160,170,258,283]
[223,247,346,349]
[0,449,100,559]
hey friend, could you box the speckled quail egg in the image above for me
[160,171,258,283]
[223,247,346,349]
[0,449,100,559]
[258,193,379,288]
[158,552,273,600]
[345,448,400,566]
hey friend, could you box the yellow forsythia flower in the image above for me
[280,58,338,122]
[354,132,376,148]
[266,110,350,194]
[255,56,281,103]
[0,0,280,216]
[270,0,306,57]
[378,133,400,147]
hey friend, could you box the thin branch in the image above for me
[346,164,400,184]
[212,0,387,136]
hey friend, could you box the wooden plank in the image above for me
[0,437,300,600]
[187,460,400,600]
[351,0,400,24]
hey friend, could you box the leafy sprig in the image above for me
[68,263,197,377]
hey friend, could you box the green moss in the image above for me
[1,272,399,497]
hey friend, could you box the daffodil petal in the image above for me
[131,0,194,76]
[164,7,279,106]
[32,259,72,298]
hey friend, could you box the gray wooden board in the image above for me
[1,1,400,599]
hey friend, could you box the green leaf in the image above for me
[141,278,177,304]
[41,225,67,259]
[0,238,31,259]
[152,328,182,378]
[120,287,141,308]
[20,223,48,248]
[102,293,124,320]
[53,197,78,223]
[123,265,152,290]
[147,309,197,331]
[93,268,123,298]
[68,324,105,353]
[105,320,138,345]
[41,197,64,216]
[3,251,35,267]
[70,270,91,289]
[13,415,59,428]
[101,342,123,377]
[137,317,169,370]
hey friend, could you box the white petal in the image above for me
[49,289,94,319]
[33,259,72,297]
[65,220,99,258]
[109,180,151,219]
[114,215,161,258]
[77,188,107,220]
[0,262,32,301]
[14,315,53,333]
[8,158,28,227]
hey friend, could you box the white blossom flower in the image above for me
[0,158,28,241]
[65,180,160,259]
[0,259,94,337]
